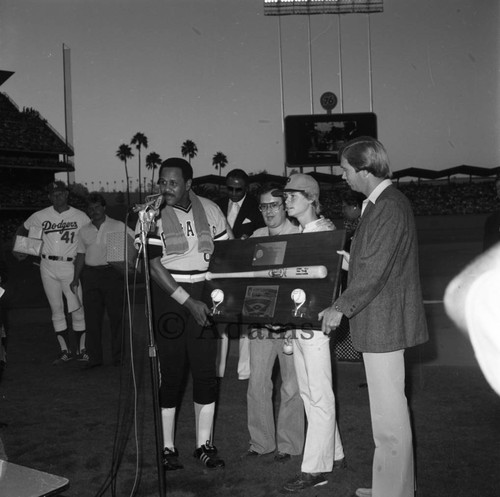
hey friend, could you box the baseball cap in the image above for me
[47,181,68,194]
[283,174,320,199]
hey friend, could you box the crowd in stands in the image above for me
[319,179,498,220]
[0,93,70,154]
[0,182,48,209]
[0,179,498,243]
[0,156,71,170]
[397,181,497,216]
[0,119,70,154]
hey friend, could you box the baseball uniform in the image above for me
[24,205,90,345]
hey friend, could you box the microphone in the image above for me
[132,193,164,213]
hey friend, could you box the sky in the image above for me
[1,0,498,191]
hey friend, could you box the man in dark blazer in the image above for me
[217,169,265,240]
[320,137,428,497]
[216,169,265,380]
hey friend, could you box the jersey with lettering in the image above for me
[24,206,91,259]
[138,197,228,273]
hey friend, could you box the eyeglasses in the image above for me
[258,201,283,212]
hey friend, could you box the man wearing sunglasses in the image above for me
[217,169,265,240]
[216,169,265,380]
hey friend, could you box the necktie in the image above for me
[227,201,240,228]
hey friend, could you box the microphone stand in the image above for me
[136,204,166,497]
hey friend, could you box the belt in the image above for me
[172,273,206,283]
[42,254,74,262]
[86,265,112,270]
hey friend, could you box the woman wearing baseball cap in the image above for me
[280,174,346,492]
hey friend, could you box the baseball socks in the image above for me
[161,407,183,471]
[193,402,224,469]
[53,329,72,365]
[74,330,88,361]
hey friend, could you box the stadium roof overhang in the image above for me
[0,70,14,87]
[0,162,74,172]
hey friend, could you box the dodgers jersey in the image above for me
[137,197,228,273]
[25,206,91,259]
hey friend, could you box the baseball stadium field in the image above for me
[0,214,498,497]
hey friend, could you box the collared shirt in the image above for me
[77,216,133,266]
[361,179,392,215]
[227,195,245,228]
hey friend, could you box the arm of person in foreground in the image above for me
[444,242,500,396]
[444,241,500,334]
[149,256,210,327]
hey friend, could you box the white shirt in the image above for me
[136,197,228,274]
[24,206,90,259]
[77,216,133,266]
[227,196,244,228]
[361,179,392,215]
[301,218,335,233]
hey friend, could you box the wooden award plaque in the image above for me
[203,230,345,328]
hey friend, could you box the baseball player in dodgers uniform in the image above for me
[135,158,230,471]
[14,181,90,365]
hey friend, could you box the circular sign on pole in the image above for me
[320,92,338,113]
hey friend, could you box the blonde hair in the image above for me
[340,136,392,179]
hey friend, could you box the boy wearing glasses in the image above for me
[244,182,304,462]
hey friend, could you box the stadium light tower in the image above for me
[63,44,75,185]
[263,0,383,175]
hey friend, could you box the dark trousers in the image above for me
[82,266,124,364]
[151,280,218,408]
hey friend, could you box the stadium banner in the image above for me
[264,0,383,16]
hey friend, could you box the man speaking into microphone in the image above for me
[136,158,230,472]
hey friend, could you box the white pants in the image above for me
[293,329,344,473]
[237,330,251,380]
[40,261,85,332]
[363,350,415,497]
[214,324,250,379]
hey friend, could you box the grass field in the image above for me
[1,217,499,497]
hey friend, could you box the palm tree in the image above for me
[116,143,134,206]
[131,132,148,202]
[145,151,162,193]
[212,151,228,177]
[181,139,198,164]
